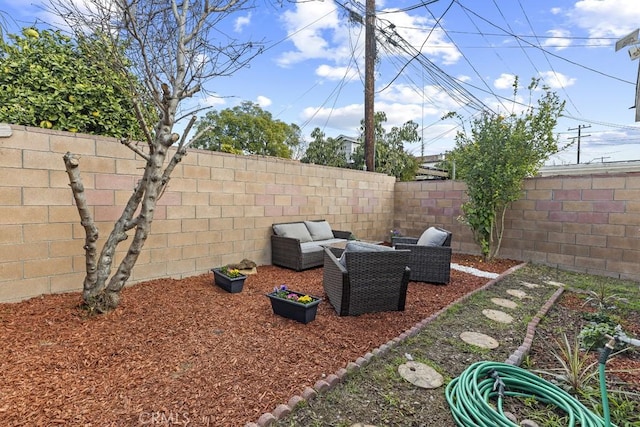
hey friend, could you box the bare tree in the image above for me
[51,0,263,312]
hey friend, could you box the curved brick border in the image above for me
[504,286,564,366]
[245,262,564,427]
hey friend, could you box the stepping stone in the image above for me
[350,424,377,427]
[460,331,499,349]
[491,297,518,309]
[506,289,528,299]
[545,280,566,287]
[520,281,541,289]
[398,361,444,389]
[482,309,514,324]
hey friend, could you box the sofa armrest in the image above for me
[271,234,303,271]
[322,248,350,315]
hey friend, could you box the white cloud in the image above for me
[276,1,345,67]
[379,83,464,114]
[538,71,576,89]
[300,103,364,134]
[277,1,461,70]
[256,95,272,107]
[569,0,640,44]
[378,8,462,65]
[315,64,361,81]
[494,73,517,90]
[200,94,227,107]
[234,13,251,33]
[543,29,572,51]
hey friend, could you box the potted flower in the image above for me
[266,284,322,324]
[390,229,401,244]
[211,265,246,293]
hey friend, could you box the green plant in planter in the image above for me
[218,265,243,278]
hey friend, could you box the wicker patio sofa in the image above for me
[271,220,352,271]
[322,243,411,316]
[392,226,452,284]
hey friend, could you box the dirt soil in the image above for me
[0,254,519,426]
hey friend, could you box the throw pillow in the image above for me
[416,227,449,247]
[273,223,313,243]
[304,220,334,241]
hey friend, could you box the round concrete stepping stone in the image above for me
[482,309,514,324]
[506,289,527,299]
[520,281,540,289]
[398,361,444,389]
[545,280,566,287]
[491,297,518,309]
[460,331,499,349]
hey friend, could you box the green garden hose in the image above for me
[445,361,614,427]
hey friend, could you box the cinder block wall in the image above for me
[394,174,640,281]
[0,125,396,302]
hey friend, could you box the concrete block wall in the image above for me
[0,125,396,302]
[394,173,640,281]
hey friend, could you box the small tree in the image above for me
[351,112,419,181]
[192,101,300,157]
[449,78,566,259]
[51,0,262,312]
[301,128,349,167]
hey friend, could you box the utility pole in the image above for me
[364,0,375,171]
[568,124,591,164]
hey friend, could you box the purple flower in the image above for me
[274,284,288,293]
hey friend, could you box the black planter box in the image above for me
[266,291,321,324]
[212,268,246,293]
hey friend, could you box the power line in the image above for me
[454,2,635,86]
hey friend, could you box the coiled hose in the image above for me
[445,361,614,427]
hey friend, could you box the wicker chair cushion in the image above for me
[417,227,449,247]
[304,220,334,241]
[299,238,346,253]
[339,241,394,267]
[273,223,313,243]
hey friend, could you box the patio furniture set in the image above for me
[270,220,453,318]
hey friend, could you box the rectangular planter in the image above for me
[211,268,246,293]
[266,291,321,324]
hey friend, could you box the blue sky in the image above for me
[2,0,640,164]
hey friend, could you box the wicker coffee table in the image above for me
[323,240,385,257]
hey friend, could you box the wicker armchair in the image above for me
[392,227,452,284]
[322,247,411,316]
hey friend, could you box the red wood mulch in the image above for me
[0,255,519,426]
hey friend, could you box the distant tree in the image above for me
[51,0,263,313]
[192,102,299,158]
[449,77,566,260]
[0,28,154,139]
[351,112,419,181]
[301,128,348,167]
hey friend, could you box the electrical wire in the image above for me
[455,2,635,86]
